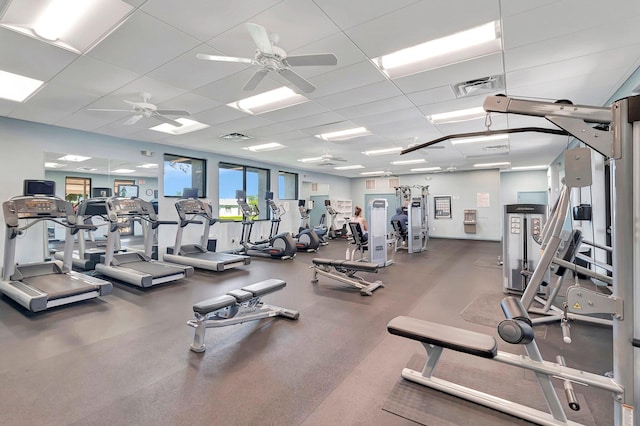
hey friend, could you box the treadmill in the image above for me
[0,180,112,312]
[95,197,194,287]
[53,197,114,270]
[164,198,250,271]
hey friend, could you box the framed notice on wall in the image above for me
[434,196,452,219]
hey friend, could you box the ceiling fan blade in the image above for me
[87,108,132,112]
[152,114,182,127]
[242,69,269,91]
[278,68,316,93]
[124,115,143,125]
[246,23,273,55]
[123,99,141,108]
[285,53,337,67]
[155,109,190,116]
[196,53,253,64]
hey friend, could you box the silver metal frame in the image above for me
[311,262,384,296]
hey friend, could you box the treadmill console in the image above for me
[3,197,74,227]
[176,199,207,217]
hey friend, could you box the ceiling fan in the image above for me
[196,23,338,93]
[88,92,190,127]
[309,154,348,166]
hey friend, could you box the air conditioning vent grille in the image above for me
[365,179,376,190]
[219,132,253,140]
[451,74,505,98]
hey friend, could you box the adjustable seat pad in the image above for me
[193,294,237,315]
[241,279,286,297]
[387,316,497,359]
[312,258,379,272]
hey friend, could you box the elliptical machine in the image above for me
[235,190,296,260]
[292,200,321,252]
[324,199,348,239]
[300,199,328,246]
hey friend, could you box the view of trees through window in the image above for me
[219,162,270,221]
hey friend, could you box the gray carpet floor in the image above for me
[0,238,613,425]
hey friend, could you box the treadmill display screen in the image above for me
[24,199,54,212]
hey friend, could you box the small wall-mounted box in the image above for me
[464,209,477,234]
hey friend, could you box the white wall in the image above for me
[499,170,548,205]
[350,169,502,241]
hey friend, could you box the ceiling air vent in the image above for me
[365,179,376,190]
[451,74,505,98]
[219,132,253,140]
[388,177,400,188]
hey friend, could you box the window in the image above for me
[278,171,298,200]
[163,154,207,197]
[65,176,91,206]
[219,162,270,221]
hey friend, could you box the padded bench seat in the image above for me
[193,294,237,315]
[387,316,497,359]
[312,258,379,272]
[193,279,286,315]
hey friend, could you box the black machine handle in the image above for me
[156,220,178,225]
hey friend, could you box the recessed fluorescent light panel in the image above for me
[390,159,426,165]
[362,147,403,156]
[0,0,134,54]
[450,134,509,145]
[44,162,66,168]
[228,87,309,115]
[427,106,486,125]
[315,127,371,141]
[473,162,510,168]
[334,165,365,170]
[411,167,442,172]
[58,155,91,162]
[359,171,386,176]
[0,70,44,102]
[137,163,158,169]
[150,118,209,135]
[242,142,286,152]
[111,169,135,173]
[373,21,502,79]
[298,157,324,163]
[511,165,548,170]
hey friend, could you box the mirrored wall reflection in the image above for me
[44,152,159,243]
[301,181,330,228]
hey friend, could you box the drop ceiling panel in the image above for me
[0,27,78,81]
[306,61,387,99]
[259,101,330,123]
[56,111,130,132]
[10,84,99,122]
[345,0,499,58]
[280,111,346,131]
[337,96,415,121]
[159,92,221,115]
[315,81,401,110]
[192,105,248,127]
[244,122,297,138]
[503,0,640,50]
[312,0,419,29]
[141,0,280,42]
[86,10,200,74]
[406,86,457,107]
[500,0,561,17]
[47,56,139,97]
[216,115,276,133]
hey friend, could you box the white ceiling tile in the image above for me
[259,101,330,123]
[141,0,280,42]
[86,10,200,74]
[287,32,369,77]
[0,27,78,81]
[244,123,296,139]
[315,81,402,110]
[48,56,139,96]
[406,86,457,107]
[307,61,387,99]
[193,69,282,104]
[192,105,248,127]
[159,92,221,115]
[337,95,414,120]
[216,115,276,133]
[11,84,99,120]
[280,111,346,131]
[312,0,420,29]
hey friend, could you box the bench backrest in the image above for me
[348,222,366,246]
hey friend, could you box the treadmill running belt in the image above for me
[185,252,246,264]
[24,275,98,300]
[121,261,186,278]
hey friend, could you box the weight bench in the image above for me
[187,278,299,352]
[311,258,383,296]
[348,222,368,261]
[387,297,623,426]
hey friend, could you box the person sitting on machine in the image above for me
[351,206,368,242]
[390,207,408,232]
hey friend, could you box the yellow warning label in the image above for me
[573,302,582,310]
